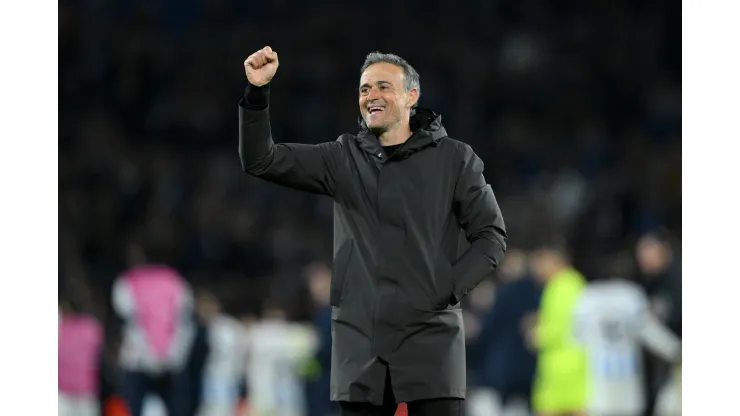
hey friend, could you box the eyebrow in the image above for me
[359,80,392,90]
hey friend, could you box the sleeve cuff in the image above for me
[244,83,270,109]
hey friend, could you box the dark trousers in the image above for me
[339,370,464,416]
[121,370,192,416]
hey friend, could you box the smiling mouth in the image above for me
[368,106,385,114]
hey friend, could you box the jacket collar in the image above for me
[356,108,447,159]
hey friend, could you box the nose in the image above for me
[367,88,381,101]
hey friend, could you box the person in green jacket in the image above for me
[526,244,588,416]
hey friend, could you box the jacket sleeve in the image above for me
[239,83,342,196]
[450,144,507,304]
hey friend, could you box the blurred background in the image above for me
[58,0,680,415]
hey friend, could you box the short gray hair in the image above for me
[360,52,421,99]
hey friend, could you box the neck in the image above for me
[378,122,412,146]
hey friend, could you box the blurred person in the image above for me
[470,249,541,416]
[58,298,104,416]
[239,46,506,416]
[461,280,493,368]
[236,313,258,414]
[304,262,340,416]
[654,365,681,416]
[527,244,587,416]
[245,301,318,416]
[635,231,681,338]
[142,396,168,416]
[112,262,196,416]
[572,275,681,416]
[196,291,248,416]
[635,231,681,416]
[189,307,212,416]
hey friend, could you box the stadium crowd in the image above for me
[59,0,680,415]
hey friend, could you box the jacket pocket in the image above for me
[435,255,455,309]
[412,254,455,312]
[330,241,354,306]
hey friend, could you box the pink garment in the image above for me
[123,265,185,358]
[58,315,103,396]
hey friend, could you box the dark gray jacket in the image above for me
[238,83,507,404]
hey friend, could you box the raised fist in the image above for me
[244,46,279,87]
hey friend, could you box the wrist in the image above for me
[245,83,270,108]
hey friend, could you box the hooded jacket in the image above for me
[238,83,507,404]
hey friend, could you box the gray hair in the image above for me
[360,52,421,100]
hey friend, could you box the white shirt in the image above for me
[202,314,248,404]
[245,320,318,416]
[573,278,680,415]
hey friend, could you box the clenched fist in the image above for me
[244,46,279,87]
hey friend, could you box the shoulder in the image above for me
[438,137,474,158]
[438,137,484,175]
[335,134,356,146]
[327,134,356,156]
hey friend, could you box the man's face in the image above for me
[499,249,527,281]
[529,250,559,283]
[306,263,332,306]
[359,62,418,134]
[636,237,669,275]
[196,293,220,321]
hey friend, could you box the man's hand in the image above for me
[244,46,279,86]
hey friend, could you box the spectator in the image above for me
[304,262,338,416]
[196,291,246,416]
[635,230,682,416]
[471,249,541,416]
[245,302,318,416]
[573,274,680,416]
[58,297,104,416]
[112,262,196,416]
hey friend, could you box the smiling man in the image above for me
[238,47,507,416]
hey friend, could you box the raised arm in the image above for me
[239,46,342,196]
[450,143,507,304]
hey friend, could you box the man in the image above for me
[527,244,587,416]
[635,232,681,338]
[572,275,681,416]
[304,262,340,416]
[196,291,247,416]
[238,46,507,415]
[58,298,103,416]
[112,264,196,416]
[472,249,541,416]
[634,231,681,416]
[245,302,318,416]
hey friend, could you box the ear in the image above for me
[406,88,420,108]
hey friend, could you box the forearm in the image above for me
[641,312,682,362]
[237,83,340,195]
[239,83,274,173]
[450,145,507,304]
[450,232,506,303]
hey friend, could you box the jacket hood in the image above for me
[356,107,448,157]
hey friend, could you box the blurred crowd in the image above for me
[58,0,680,415]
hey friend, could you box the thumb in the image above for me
[264,46,273,54]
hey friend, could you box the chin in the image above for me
[368,124,388,136]
[364,118,386,134]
